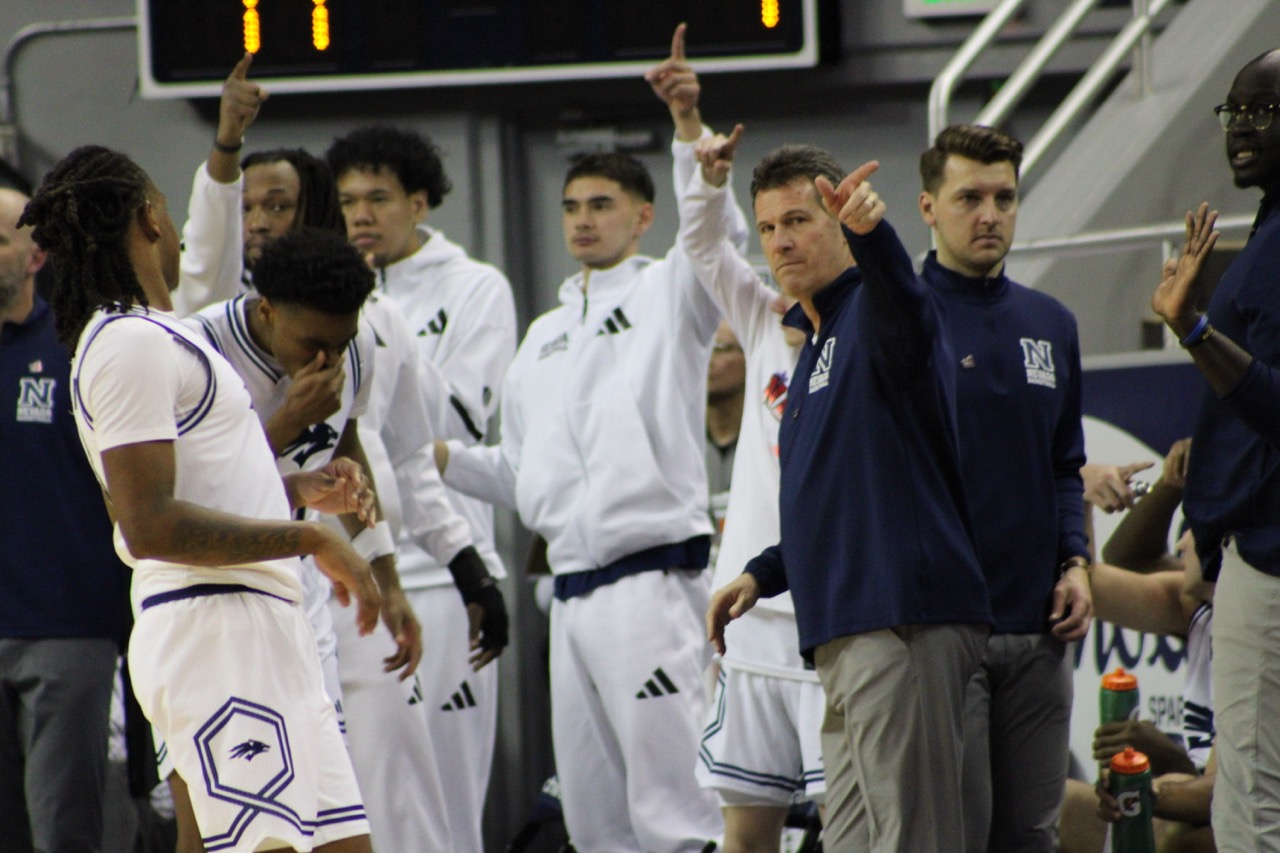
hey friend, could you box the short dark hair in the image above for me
[241,148,345,236]
[325,126,452,208]
[251,228,374,315]
[920,124,1023,194]
[19,145,152,348]
[563,153,655,203]
[749,145,846,201]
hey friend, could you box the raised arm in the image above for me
[679,127,779,347]
[648,24,750,254]
[173,53,265,316]
[817,164,939,383]
[1150,203,1280,443]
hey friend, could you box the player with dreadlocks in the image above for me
[21,144,382,853]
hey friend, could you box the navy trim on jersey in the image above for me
[346,338,363,398]
[74,312,217,436]
[552,535,710,601]
[698,671,803,793]
[226,296,283,384]
[140,583,292,611]
[189,312,226,357]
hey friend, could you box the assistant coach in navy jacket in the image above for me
[708,160,991,853]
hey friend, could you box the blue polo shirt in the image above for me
[1,296,129,642]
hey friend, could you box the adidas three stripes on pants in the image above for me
[550,568,722,852]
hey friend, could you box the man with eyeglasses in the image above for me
[1150,47,1280,853]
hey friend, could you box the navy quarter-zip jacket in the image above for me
[745,220,992,657]
[924,253,1089,633]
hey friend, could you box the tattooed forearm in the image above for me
[164,514,309,566]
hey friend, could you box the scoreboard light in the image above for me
[138,0,820,99]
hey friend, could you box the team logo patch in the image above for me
[808,338,836,393]
[538,332,569,360]
[194,697,297,849]
[763,371,789,421]
[1019,338,1056,388]
[16,377,56,424]
[229,740,271,761]
[282,422,340,468]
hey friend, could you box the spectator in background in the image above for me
[706,319,745,568]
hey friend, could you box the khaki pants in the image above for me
[814,624,986,853]
[1213,542,1280,853]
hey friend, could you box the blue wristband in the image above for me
[1179,315,1211,348]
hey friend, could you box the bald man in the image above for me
[0,187,132,853]
[1151,48,1280,852]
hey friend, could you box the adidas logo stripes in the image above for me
[441,680,478,712]
[636,667,680,700]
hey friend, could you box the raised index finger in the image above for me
[230,51,254,79]
[837,160,880,198]
[671,22,687,62]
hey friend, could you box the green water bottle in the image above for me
[1100,667,1140,725]
[1109,747,1156,853]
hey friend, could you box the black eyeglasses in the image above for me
[1214,102,1280,132]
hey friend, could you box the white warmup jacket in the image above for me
[445,133,749,577]
[680,167,816,679]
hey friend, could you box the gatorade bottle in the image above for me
[1100,668,1140,724]
[1108,747,1156,853]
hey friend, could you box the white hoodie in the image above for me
[445,133,748,577]
[375,225,517,587]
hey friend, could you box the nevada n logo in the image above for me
[283,422,340,468]
[16,377,56,424]
[1019,338,1056,388]
[809,338,836,393]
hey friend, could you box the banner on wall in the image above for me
[1069,351,1206,774]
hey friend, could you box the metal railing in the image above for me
[1006,212,1253,259]
[929,0,1173,177]
[1,16,138,168]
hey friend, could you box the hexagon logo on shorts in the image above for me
[195,697,296,814]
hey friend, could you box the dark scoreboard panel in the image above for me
[138,0,819,98]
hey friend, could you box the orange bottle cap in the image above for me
[1111,747,1151,774]
[1101,667,1138,692]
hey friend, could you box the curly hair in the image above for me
[325,126,452,208]
[920,125,1023,194]
[563,153,656,203]
[18,145,152,349]
[749,145,846,202]
[241,148,345,236]
[251,228,374,315]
